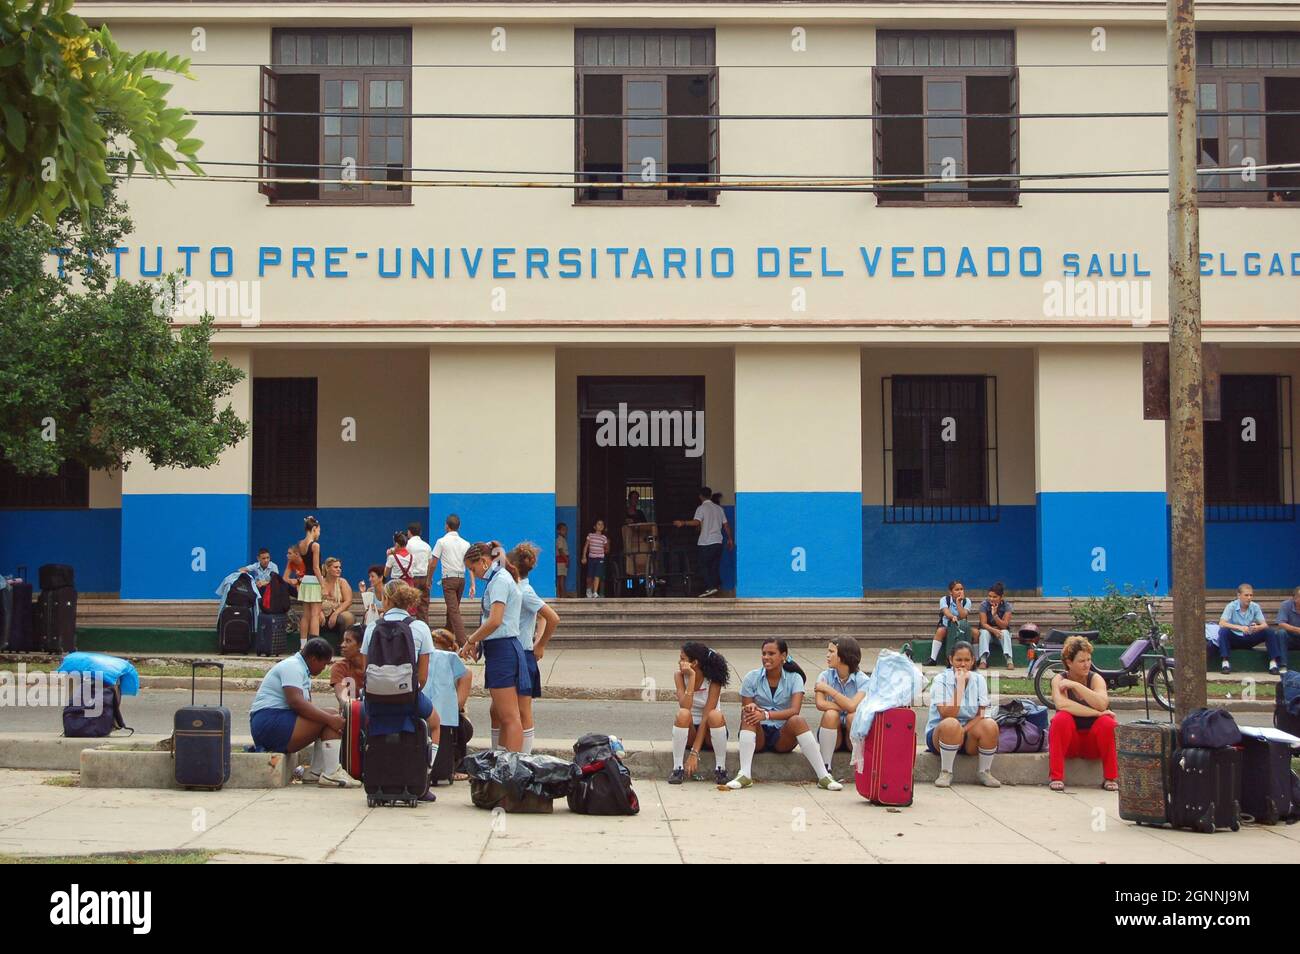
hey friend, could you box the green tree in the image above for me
[0,0,202,224]
[0,175,247,477]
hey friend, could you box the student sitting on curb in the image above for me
[927,580,971,667]
[1047,635,1119,793]
[670,641,731,785]
[814,637,869,775]
[978,582,1015,671]
[250,637,359,788]
[925,640,1001,789]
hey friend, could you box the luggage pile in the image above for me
[0,567,34,653]
[1,564,77,655]
[218,573,257,655]
[464,749,581,814]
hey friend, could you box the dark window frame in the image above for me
[252,377,318,509]
[1205,373,1295,522]
[263,28,413,206]
[574,29,719,206]
[881,374,1000,524]
[0,460,90,510]
[873,31,1019,207]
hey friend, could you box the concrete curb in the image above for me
[80,746,294,789]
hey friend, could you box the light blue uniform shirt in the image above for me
[517,579,546,652]
[1221,600,1265,628]
[422,649,468,727]
[817,667,870,709]
[250,653,311,715]
[481,564,522,641]
[243,562,280,585]
[925,669,990,737]
[361,608,434,660]
[739,667,805,728]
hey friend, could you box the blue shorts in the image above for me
[366,692,433,737]
[251,707,298,754]
[926,728,938,754]
[587,558,605,580]
[523,649,542,699]
[482,637,532,693]
[760,723,782,751]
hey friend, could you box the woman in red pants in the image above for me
[1048,635,1119,793]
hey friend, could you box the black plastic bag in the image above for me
[461,749,579,800]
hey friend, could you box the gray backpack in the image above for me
[365,617,418,707]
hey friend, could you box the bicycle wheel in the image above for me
[1148,658,1175,713]
[1034,658,1066,709]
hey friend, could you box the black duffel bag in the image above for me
[62,676,131,738]
[566,733,639,816]
[1180,707,1242,749]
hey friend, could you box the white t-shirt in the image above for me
[432,531,470,579]
[693,500,727,546]
[405,535,432,577]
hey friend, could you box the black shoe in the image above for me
[924,657,939,668]
[668,768,686,785]
[713,767,728,785]
[419,789,437,802]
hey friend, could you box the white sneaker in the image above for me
[817,775,843,791]
[934,770,953,788]
[725,773,753,790]
[318,767,360,788]
[977,770,1002,788]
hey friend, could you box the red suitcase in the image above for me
[341,699,364,781]
[855,706,916,806]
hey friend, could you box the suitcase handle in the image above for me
[191,660,225,706]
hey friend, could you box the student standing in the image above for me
[670,641,730,785]
[405,522,433,624]
[286,516,324,650]
[727,638,843,791]
[581,519,610,599]
[431,515,474,647]
[814,637,869,774]
[977,582,1016,670]
[386,531,415,586]
[926,641,1001,789]
[458,542,528,752]
[674,486,734,598]
[555,522,570,598]
[511,541,560,755]
[927,580,971,667]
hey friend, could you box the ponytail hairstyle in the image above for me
[393,530,408,548]
[488,540,520,582]
[509,542,539,580]
[762,637,806,683]
[465,542,491,568]
[681,641,729,687]
[830,636,862,674]
[304,515,320,534]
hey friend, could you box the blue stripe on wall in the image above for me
[1037,491,1169,597]
[1205,517,1300,590]
[120,494,250,599]
[429,493,556,598]
[252,506,430,593]
[736,492,861,597]
[0,508,122,593]
[862,505,1037,591]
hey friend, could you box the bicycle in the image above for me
[1031,597,1175,713]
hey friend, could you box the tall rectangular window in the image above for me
[883,375,999,523]
[0,460,89,509]
[252,378,317,508]
[874,31,1018,204]
[261,29,412,204]
[1197,33,1300,203]
[1205,374,1294,520]
[575,30,718,204]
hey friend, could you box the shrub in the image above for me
[1067,583,1169,646]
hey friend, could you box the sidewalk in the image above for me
[1,767,1295,863]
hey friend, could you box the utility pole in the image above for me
[1167,0,1208,720]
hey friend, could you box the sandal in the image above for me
[452,772,469,782]
[1049,780,1066,792]
[1102,779,1119,792]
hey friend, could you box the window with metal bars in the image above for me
[575,30,719,204]
[1196,33,1300,204]
[1205,374,1294,521]
[873,31,1018,205]
[260,29,412,204]
[882,375,999,523]
[252,378,317,508]
[0,460,89,509]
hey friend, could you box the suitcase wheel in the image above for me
[367,797,377,808]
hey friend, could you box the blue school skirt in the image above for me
[482,637,532,693]
[523,649,542,699]
[251,708,298,754]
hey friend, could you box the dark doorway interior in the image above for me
[578,376,705,595]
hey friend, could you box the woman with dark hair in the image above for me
[925,640,1001,789]
[458,541,528,752]
[727,638,843,791]
[286,516,323,650]
[386,531,415,586]
[814,636,868,774]
[670,641,731,785]
[510,541,560,755]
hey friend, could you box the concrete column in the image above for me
[1035,345,1168,596]
[734,345,862,597]
[119,346,252,599]
[428,346,556,596]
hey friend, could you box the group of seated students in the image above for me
[249,579,473,797]
[925,580,1018,670]
[1215,582,1299,675]
[667,634,1119,794]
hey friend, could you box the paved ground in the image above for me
[1,767,1296,863]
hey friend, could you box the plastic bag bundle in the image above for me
[461,750,580,800]
[56,652,141,696]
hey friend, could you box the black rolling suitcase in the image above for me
[430,722,459,785]
[37,586,77,653]
[254,613,287,657]
[2,577,35,652]
[39,564,75,591]
[174,661,232,791]
[1239,735,1295,824]
[1170,746,1241,833]
[364,724,430,807]
[1276,680,1300,741]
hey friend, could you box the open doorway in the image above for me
[578,376,705,596]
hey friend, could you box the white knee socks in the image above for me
[796,731,831,780]
[930,639,942,661]
[738,729,757,778]
[321,739,342,775]
[309,740,324,776]
[521,728,535,754]
[491,728,501,750]
[817,726,838,773]
[709,726,729,772]
[429,743,439,767]
[939,740,960,773]
[672,726,689,770]
[978,746,996,774]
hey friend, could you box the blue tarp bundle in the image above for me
[56,652,141,696]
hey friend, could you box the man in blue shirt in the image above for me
[241,548,280,590]
[1216,582,1281,675]
[1270,586,1300,675]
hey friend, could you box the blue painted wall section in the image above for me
[1205,517,1300,590]
[736,492,861,597]
[120,494,250,599]
[0,509,122,593]
[429,493,556,597]
[861,505,1037,591]
[252,506,429,591]
[1037,492,1169,597]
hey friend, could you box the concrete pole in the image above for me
[1167,0,1208,719]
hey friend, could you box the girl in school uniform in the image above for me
[925,640,1001,789]
[670,641,731,785]
[927,580,971,667]
[286,516,323,650]
[510,541,560,755]
[458,541,528,752]
[386,531,415,586]
[727,638,843,791]
[555,523,570,598]
[581,519,610,598]
[814,636,869,775]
